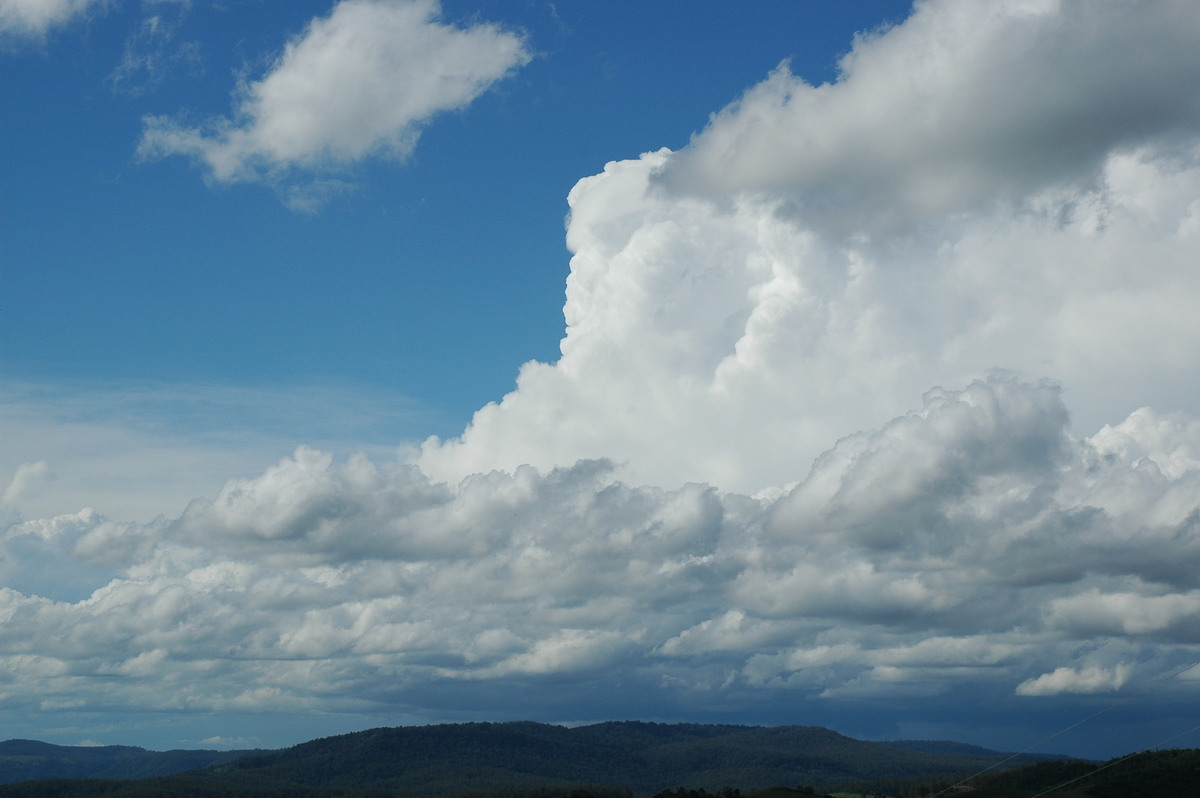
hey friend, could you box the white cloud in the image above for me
[418,0,1200,496]
[1016,664,1133,696]
[0,0,103,39]
[138,0,530,206]
[1046,590,1200,637]
[5,377,1200,727]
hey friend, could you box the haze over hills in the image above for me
[0,739,248,784]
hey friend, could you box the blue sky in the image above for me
[4,0,1200,762]
[4,0,907,437]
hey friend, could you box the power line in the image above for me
[1028,722,1200,798]
[929,657,1200,797]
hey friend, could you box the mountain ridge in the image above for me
[1,721,1064,792]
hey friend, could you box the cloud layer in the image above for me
[138,0,529,207]
[5,377,1200,748]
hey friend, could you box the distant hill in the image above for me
[0,739,248,784]
[908,747,1200,797]
[0,721,1066,796]
[206,721,1065,794]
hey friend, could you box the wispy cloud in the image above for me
[108,1,201,95]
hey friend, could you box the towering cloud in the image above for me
[138,0,530,208]
[420,0,1200,494]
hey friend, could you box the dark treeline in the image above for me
[831,748,1200,797]
[2,749,1200,798]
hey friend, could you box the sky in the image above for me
[3,0,1200,762]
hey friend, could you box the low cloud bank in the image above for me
[4,377,1200,728]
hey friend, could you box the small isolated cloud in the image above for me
[138,0,530,207]
[0,0,103,40]
[199,735,254,749]
[1017,664,1133,696]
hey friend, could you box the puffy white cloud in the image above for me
[419,0,1200,496]
[0,0,103,39]
[138,0,529,207]
[1017,664,1133,696]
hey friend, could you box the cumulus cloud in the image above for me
[419,0,1200,494]
[5,377,1200,740]
[138,0,529,207]
[0,0,103,40]
[1017,664,1133,696]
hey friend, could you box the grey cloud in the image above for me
[659,0,1200,232]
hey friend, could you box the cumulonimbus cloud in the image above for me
[138,0,529,207]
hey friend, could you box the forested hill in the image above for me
[213,721,1046,793]
[0,721,1063,795]
[0,738,248,783]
